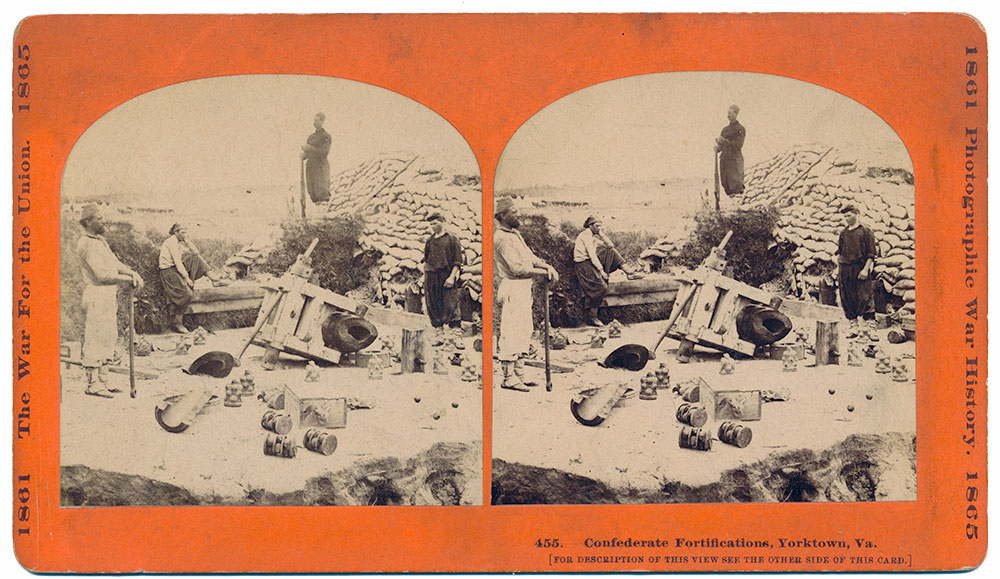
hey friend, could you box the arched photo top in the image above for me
[62,74,481,228]
[496,71,913,197]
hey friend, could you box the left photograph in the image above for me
[59,75,484,506]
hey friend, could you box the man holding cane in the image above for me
[493,197,558,392]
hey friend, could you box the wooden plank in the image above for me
[606,275,679,296]
[521,359,574,373]
[603,290,677,307]
[60,358,159,380]
[190,283,265,303]
[187,297,263,314]
[778,298,842,321]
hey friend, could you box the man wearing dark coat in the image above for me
[301,112,332,203]
[835,204,879,341]
[422,212,463,330]
[715,104,746,196]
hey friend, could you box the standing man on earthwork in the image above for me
[75,204,144,398]
[835,204,879,341]
[301,112,332,203]
[423,211,464,336]
[493,197,558,392]
[715,104,746,196]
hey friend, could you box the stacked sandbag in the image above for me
[324,155,483,307]
[737,144,915,314]
[639,223,693,270]
[224,235,278,278]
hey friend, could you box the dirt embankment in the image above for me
[493,433,915,505]
[63,441,481,507]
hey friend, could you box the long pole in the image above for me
[713,151,721,212]
[300,158,307,220]
[128,284,136,398]
[543,279,552,392]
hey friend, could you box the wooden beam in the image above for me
[187,298,264,314]
[606,275,679,296]
[778,298,843,321]
[61,358,159,380]
[603,290,677,307]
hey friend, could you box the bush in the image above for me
[675,208,793,288]
[504,214,668,329]
[60,214,245,341]
[257,217,381,299]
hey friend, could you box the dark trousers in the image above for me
[160,253,210,316]
[575,246,625,310]
[425,269,460,328]
[838,261,875,321]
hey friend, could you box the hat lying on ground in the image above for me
[599,344,650,372]
[184,351,236,378]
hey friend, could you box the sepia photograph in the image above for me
[58,75,485,506]
[491,72,916,504]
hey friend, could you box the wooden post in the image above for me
[401,329,426,373]
[815,320,840,365]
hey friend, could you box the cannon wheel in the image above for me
[154,405,191,433]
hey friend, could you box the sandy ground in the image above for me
[60,327,483,503]
[492,317,916,496]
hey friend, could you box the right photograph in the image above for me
[491,71,916,505]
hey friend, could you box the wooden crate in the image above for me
[700,380,762,422]
[282,382,347,430]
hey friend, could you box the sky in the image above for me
[61,74,478,202]
[496,71,911,191]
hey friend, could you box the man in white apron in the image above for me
[75,204,144,397]
[492,197,557,391]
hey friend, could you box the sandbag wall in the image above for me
[325,155,484,308]
[737,145,916,315]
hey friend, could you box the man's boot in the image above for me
[513,358,538,387]
[84,367,112,398]
[586,308,604,327]
[845,318,859,339]
[99,365,122,393]
[865,319,880,342]
[500,360,529,392]
[171,313,189,334]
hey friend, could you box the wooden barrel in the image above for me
[675,403,708,427]
[259,388,285,410]
[678,426,712,451]
[263,433,297,458]
[679,382,701,403]
[718,421,753,448]
[303,429,338,456]
[261,410,293,435]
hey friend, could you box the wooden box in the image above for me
[283,382,347,429]
[700,380,763,422]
